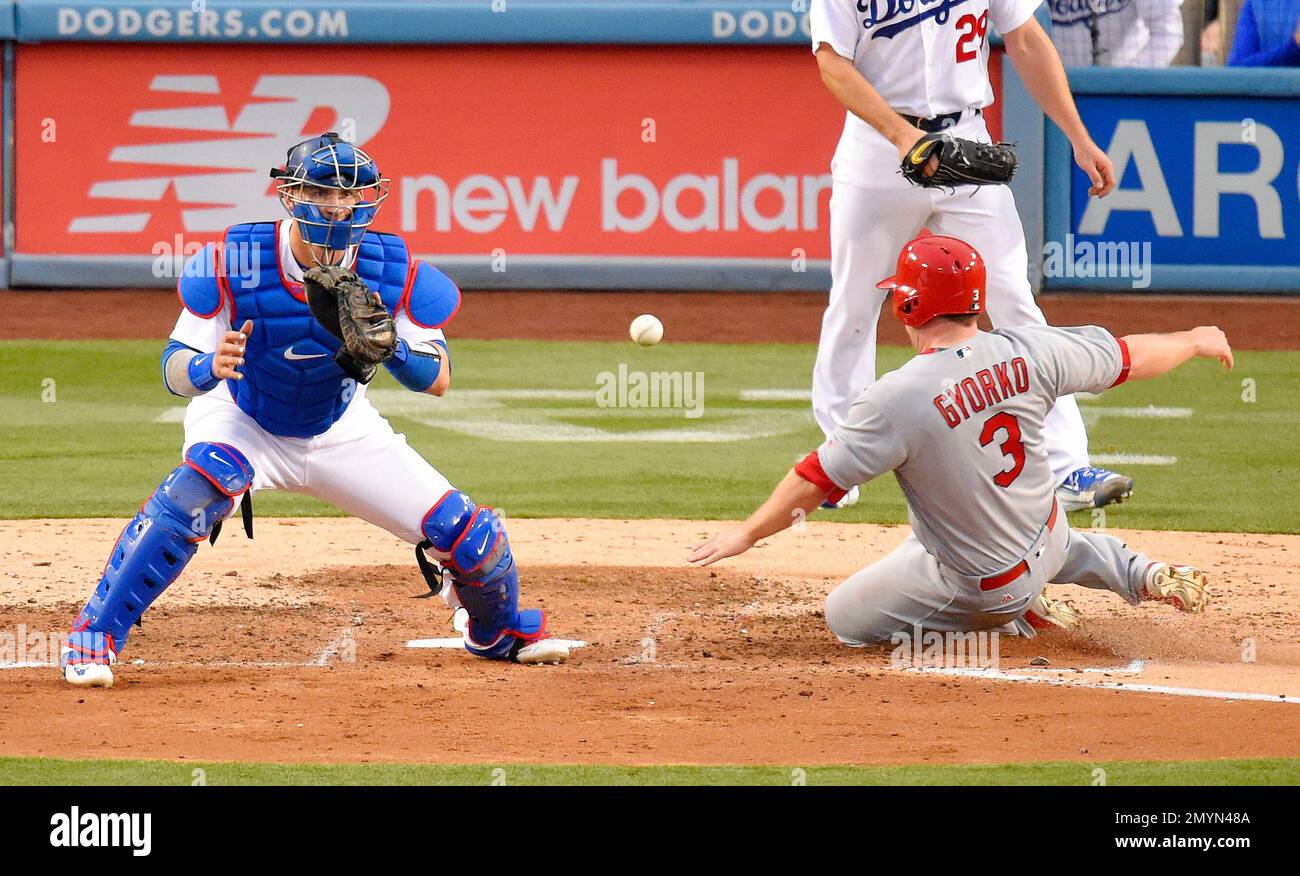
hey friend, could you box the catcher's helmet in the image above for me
[877,233,985,327]
[271,132,390,258]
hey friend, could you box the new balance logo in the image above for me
[71,74,390,234]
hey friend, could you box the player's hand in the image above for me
[894,127,938,178]
[213,320,254,380]
[1073,139,1115,197]
[1190,325,1233,370]
[688,526,756,567]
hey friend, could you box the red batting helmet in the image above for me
[877,233,986,327]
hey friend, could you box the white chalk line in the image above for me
[1,625,364,672]
[1089,453,1178,466]
[1078,404,1194,419]
[899,662,1294,704]
[0,659,327,670]
[406,638,588,650]
[1016,659,1147,675]
[739,389,811,402]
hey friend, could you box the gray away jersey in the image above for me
[817,325,1129,577]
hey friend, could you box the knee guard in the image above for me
[67,442,253,660]
[419,490,548,661]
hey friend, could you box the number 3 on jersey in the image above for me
[956,11,989,63]
[979,412,1025,487]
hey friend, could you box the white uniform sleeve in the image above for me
[395,312,447,350]
[810,0,861,60]
[989,0,1043,35]
[1017,325,1128,398]
[169,301,231,352]
[816,397,909,489]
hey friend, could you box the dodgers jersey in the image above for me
[810,0,1043,119]
[816,325,1129,577]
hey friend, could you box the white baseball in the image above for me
[629,314,664,346]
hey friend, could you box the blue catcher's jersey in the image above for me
[177,222,459,438]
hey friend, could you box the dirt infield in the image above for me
[3,289,1299,349]
[1,518,1296,766]
[2,288,1296,770]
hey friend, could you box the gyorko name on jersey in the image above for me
[933,356,1031,428]
[858,0,979,39]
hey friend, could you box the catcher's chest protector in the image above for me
[222,222,411,438]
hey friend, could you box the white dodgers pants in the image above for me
[811,113,1091,482]
[182,390,451,547]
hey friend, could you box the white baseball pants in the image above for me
[823,518,1150,645]
[181,390,451,547]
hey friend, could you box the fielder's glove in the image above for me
[900,133,1018,190]
[303,264,399,384]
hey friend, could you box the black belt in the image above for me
[900,108,980,133]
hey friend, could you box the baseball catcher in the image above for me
[692,234,1229,643]
[60,133,569,688]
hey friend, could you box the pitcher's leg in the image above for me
[812,178,926,438]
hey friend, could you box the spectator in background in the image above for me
[1049,0,1186,66]
[1202,0,1223,65]
[1228,0,1300,65]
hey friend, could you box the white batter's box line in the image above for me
[1076,404,1194,419]
[154,407,187,423]
[1089,453,1178,466]
[739,388,812,402]
[0,659,324,670]
[901,664,1296,704]
[407,638,589,650]
[1015,659,1147,675]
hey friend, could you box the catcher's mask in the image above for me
[271,132,390,263]
[877,232,986,328]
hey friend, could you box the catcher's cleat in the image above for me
[1056,466,1134,513]
[1024,591,1081,632]
[820,485,860,510]
[1142,563,1210,613]
[514,638,570,666]
[60,631,117,688]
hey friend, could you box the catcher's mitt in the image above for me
[303,264,398,384]
[900,133,1018,189]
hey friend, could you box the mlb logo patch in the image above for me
[956,345,973,359]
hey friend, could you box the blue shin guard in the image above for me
[420,491,548,661]
[63,443,252,668]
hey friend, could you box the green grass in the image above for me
[0,755,1296,785]
[1,339,1296,532]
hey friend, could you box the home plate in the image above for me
[408,610,586,650]
[407,638,588,650]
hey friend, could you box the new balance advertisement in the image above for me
[17,43,1004,264]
